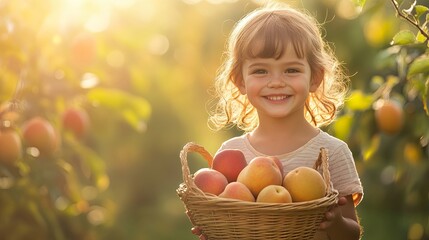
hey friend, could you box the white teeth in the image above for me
[267,95,288,101]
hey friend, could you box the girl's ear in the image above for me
[235,77,247,95]
[310,69,324,92]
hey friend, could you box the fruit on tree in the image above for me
[212,149,247,182]
[62,108,90,138]
[374,99,404,134]
[237,156,282,197]
[0,128,22,164]
[22,117,57,156]
[283,166,326,202]
[193,168,228,195]
[70,32,96,66]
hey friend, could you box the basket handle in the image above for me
[180,142,214,187]
[313,147,332,195]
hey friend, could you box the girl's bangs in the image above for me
[242,17,307,60]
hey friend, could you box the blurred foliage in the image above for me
[0,0,428,240]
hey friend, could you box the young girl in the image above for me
[192,2,363,240]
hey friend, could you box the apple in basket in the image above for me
[283,166,326,202]
[219,182,255,202]
[193,168,228,195]
[237,156,283,197]
[212,149,248,182]
[267,156,284,178]
[256,185,292,203]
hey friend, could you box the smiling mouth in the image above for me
[265,95,290,101]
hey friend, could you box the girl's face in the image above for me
[238,44,320,121]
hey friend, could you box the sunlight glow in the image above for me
[87,206,107,225]
[182,0,202,4]
[85,10,110,32]
[0,173,14,190]
[147,34,170,56]
[380,165,395,185]
[106,50,125,68]
[81,73,100,89]
[26,147,40,158]
[111,0,136,8]
[55,196,69,211]
[335,0,362,20]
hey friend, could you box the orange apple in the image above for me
[193,168,228,195]
[256,185,292,203]
[268,156,284,179]
[283,166,326,202]
[70,32,96,67]
[219,182,255,202]
[22,117,57,156]
[62,108,90,138]
[237,156,282,197]
[374,99,404,134]
[0,128,22,164]
[212,149,247,182]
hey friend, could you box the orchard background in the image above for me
[0,0,428,239]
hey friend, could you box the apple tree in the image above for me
[0,1,150,239]
[329,0,429,238]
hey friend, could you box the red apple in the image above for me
[212,149,247,182]
[193,168,228,195]
[22,117,57,156]
[62,108,90,138]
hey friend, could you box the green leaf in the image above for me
[87,88,151,132]
[391,30,416,45]
[416,30,428,43]
[415,5,429,18]
[363,135,380,162]
[346,90,374,111]
[424,78,429,115]
[332,114,353,141]
[352,0,366,7]
[64,134,109,191]
[408,55,429,77]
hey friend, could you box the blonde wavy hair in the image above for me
[209,3,349,132]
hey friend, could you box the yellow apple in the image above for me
[256,185,292,203]
[283,166,326,202]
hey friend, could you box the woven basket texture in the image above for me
[177,142,338,240]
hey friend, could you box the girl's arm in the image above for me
[319,195,362,240]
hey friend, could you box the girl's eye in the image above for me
[285,68,299,73]
[251,69,267,75]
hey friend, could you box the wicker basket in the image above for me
[176,142,338,240]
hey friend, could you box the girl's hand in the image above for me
[319,196,348,230]
[186,210,208,240]
[191,226,207,240]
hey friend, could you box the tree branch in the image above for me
[390,0,429,39]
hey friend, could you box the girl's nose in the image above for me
[267,75,286,88]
